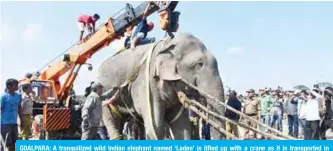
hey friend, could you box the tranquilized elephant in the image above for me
[98,33,225,140]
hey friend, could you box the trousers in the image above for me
[19,115,32,140]
[304,120,320,140]
[226,121,239,139]
[1,124,18,151]
[81,127,98,140]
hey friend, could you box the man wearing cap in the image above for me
[81,82,117,140]
[258,89,273,139]
[243,89,260,139]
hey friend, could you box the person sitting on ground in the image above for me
[0,78,23,151]
[77,14,100,41]
[130,2,155,49]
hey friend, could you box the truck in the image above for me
[18,1,180,140]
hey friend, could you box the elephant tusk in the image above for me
[169,106,184,124]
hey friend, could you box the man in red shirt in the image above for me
[78,14,100,41]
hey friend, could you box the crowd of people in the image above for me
[222,86,333,140]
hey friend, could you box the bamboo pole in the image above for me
[186,105,240,140]
[177,91,285,140]
[178,79,296,140]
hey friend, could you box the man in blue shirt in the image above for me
[130,2,155,49]
[1,78,23,151]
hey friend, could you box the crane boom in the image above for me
[17,1,180,136]
[34,1,178,100]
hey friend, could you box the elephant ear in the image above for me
[153,44,181,81]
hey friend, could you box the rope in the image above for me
[145,41,160,140]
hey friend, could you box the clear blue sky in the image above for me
[1,1,332,95]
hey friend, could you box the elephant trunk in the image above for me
[195,54,226,140]
[197,75,226,140]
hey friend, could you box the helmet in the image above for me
[147,21,154,30]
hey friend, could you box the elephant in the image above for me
[98,33,225,140]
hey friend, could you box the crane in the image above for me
[18,1,180,140]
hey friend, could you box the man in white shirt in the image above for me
[301,89,323,140]
[297,95,307,139]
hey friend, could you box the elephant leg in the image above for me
[133,120,146,140]
[137,121,146,140]
[102,106,124,140]
[210,116,226,140]
[169,110,191,140]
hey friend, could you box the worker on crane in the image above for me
[130,2,155,49]
[124,26,134,49]
[77,14,100,41]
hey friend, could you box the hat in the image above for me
[259,89,265,92]
[246,89,255,93]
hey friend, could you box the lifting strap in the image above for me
[105,39,184,140]
[103,40,163,126]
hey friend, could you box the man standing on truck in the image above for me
[130,2,155,49]
[0,78,23,151]
[81,82,117,140]
[77,14,100,41]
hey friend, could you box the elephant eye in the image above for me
[194,62,204,71]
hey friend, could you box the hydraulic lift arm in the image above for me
[35,1,179,101]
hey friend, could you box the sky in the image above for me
[1,1,333,95]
